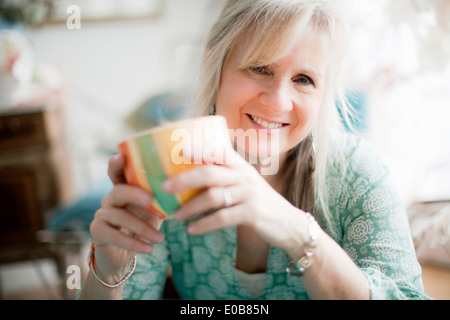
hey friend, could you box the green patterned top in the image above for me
[123,136,429,300]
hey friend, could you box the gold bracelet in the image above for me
[286,212,320,277]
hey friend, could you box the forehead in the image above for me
[229,26,331,74]
[284,30,331,73]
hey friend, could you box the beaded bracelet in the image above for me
[286,212,320,277]
[88,242,137,288]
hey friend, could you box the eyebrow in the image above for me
[297,67,321,80]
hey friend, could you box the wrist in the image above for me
[88,243,136,288]
[283,211,313,261]
[286,212,321,277]
[94,259,133,285]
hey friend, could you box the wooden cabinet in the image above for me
[0,91,74,249]
[0,78,84,299]
[0,166,41,246]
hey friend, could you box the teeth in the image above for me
[250,115,284,129]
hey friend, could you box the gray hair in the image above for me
[191,0,353,230]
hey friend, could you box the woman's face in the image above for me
[215,29,330,170]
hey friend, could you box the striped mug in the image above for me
[118,116,230,219]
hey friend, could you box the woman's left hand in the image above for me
[161,146,310,259]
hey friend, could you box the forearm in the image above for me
[77,270,125,300]
[278,209,370,299]
[299,229,370,300]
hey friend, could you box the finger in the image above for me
[90,217,154,254]
[174,185,242,221]
[163,165,239,193]
[108,154,127,185]
[186,204,247,235]
[126,203,164,228]
[102,207,164,244]
[183,142,246,168]
[103,184,153,210]
[103,185,163,228]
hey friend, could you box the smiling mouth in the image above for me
[247,114,288,129]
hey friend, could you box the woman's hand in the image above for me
[162,146,310,260]
[89,154,165,283]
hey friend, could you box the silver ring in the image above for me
[223,188,233,208]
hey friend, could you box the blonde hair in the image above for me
[190,0,353,231]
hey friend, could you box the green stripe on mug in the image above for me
[136,133,180,214]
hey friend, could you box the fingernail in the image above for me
[173,210,182,221]
[153,232,164,243]
[187,224,195,234]
[143,244,153,254]
[146,204,156,213]
[141,193,152,205]
[162,179,173,192]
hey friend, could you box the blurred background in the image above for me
[0,0,449,299]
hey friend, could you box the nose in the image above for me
[259,79,294,115]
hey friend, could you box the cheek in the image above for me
[215,80,252,127]
[215,93,239,130]
[287,96,322,147]
[306,101,322,128]
[216,74,235,114]
[295,95,322,129]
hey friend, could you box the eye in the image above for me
[250,66,267,74]
[294,75,314,86]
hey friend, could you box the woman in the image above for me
[79,0,428,300]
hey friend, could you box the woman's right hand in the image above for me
[89,153,165,284]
